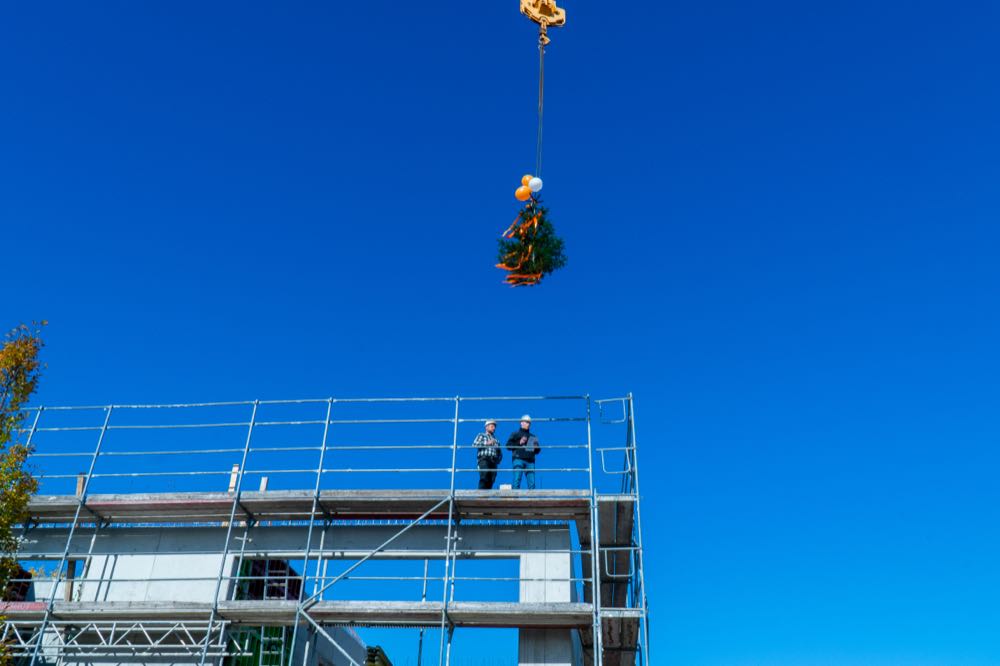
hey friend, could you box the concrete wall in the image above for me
[76,552,225,603]
[22,524,570,561]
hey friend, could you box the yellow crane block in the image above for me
[521,0,567,35]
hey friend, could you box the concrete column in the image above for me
[518,527,581,666]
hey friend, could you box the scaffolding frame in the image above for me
[7,394,649,666]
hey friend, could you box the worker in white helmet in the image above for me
[473,419,503,490]
[506,414,541,490]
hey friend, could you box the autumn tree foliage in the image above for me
[0,324,44,611]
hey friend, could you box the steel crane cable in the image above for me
[535,31,546,178]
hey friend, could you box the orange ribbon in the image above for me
[497,205,544,286]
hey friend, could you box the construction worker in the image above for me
[506,414,541,490]
[473,419,503,490]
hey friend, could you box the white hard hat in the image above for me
[520,414,532,422]
[485,419,497,426]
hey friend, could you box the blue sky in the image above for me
[3,1,1000,664]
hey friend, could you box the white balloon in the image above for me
[528,177,543,193]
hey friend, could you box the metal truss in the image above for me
[2,619,239,659]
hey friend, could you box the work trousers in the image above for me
[478,459,498,489]
[512,458,536,490]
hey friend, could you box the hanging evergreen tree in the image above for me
[496,197,567,286]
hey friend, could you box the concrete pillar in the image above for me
[518,527,581,666]
[519,629,575,666]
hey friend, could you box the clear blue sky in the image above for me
[4,1,1000,664]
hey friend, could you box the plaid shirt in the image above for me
[474,431,502,463]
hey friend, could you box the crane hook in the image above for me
[521,0,566,43]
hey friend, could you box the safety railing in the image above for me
[18,396,602,498]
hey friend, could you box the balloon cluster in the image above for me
[515,174,544,201]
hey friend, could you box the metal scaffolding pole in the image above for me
[29,405,113,666]
[628,393,651,664]
[290,398,336,662]
[585,396,605,666]
[21,407,42,456]
[438,396,461,666]
[417,557,430,666]
[18,407,42,540]
[198,399,258,666]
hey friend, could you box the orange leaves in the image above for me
[0,323,46,420]
[0,321,44,598]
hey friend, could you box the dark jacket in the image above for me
[506,428,540,462]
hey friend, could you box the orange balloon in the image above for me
[521,174,532,186]
[515,185,532,201]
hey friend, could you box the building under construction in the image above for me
[2,394,649,665]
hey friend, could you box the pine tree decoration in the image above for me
[496,197,567,286]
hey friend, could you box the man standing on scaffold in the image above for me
[473,418,503,490]
[507,414,541,490]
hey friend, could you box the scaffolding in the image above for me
[2,394,650,666]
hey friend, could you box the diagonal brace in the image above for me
[300,611,362,666]
[301,496,450,609]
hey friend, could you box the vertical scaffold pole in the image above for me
[290,398,334,662]
[417,557,430,666]
[30,405,113,666]
[438,396,461,666]
[627,393,651,662]
[585,396,605,665]
[199,400,258,666]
